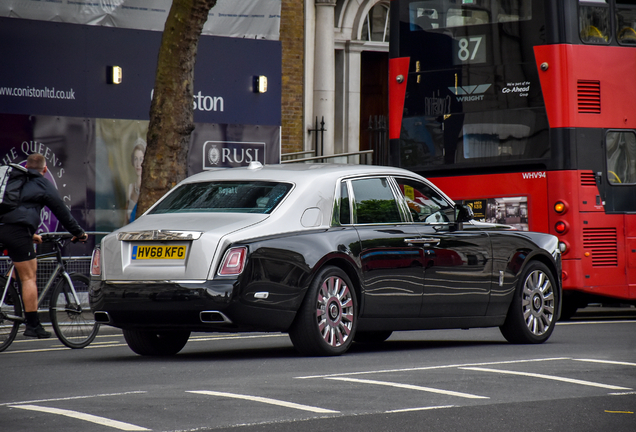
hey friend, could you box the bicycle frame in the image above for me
[0,240,80,317]
[34,245,82,311]
[0,231,108,351]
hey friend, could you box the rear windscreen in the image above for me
[149,181,293,214]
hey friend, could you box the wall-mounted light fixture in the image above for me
[107,66,123,84]
[253,75,267,93]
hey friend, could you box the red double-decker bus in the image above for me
[388,0,636,317]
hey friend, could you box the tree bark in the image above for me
[137,0,217,216]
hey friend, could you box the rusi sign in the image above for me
[203,141,265,169]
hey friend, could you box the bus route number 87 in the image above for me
[453,35,486,65]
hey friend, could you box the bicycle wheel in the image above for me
[0,276,23,352]
[50,273,100,349]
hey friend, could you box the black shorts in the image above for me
[0,223,36,262]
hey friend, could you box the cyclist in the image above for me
[0,153,87,338]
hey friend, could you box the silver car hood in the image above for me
[101,213,268,281]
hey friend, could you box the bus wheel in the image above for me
[500,261,558,344]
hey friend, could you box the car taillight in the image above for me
[218,246,247,276]
[90,248,101,277]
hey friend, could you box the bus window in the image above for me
[461,123,530,159]
[410,2,441,30]
[579,0,610,44]
[409,0,531,31]
[446,6,490,28]
[616,1,636,45]
[497,0,532,22]
[606,131,636,185]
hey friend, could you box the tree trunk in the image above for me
[137,0,217,216]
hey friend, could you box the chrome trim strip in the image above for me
[117,230,203,241]
[105,280,207,284]
[404,238,441,245]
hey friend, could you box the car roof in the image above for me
[182,163,424,185]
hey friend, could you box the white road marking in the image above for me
[325,377,489,399]
[188,334,287,342]
[8,405,150,431]
[0,391,147,407]
[573,359,636,367]
[557,320,636,326]
[296,357,570,379]
[187,390,339,414]
[387,405,455,413]
[1,333,287,354]
[460,367,632,390]
[87,341,121,346]
[0,346,71,354]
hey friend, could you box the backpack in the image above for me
[0,163,30,215]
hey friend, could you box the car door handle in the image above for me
[404,238,440,245]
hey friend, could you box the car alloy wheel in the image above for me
[316,274,355,348]
[522,269,555,336]
[500,261,558,344]
[289,265,358,356]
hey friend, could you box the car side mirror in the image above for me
[456,204,474,223]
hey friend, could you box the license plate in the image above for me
[132,245,187,260]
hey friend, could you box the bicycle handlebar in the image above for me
[38,231,111,242]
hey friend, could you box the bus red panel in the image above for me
[389,57,410,140]
[428,171,549,233]
[535,44,636,130]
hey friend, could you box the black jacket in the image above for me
[0,168,84,237]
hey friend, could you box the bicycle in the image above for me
[0,231,108,352]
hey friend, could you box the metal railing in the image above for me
[281,150,317,162]
[368,115,389,166]
[281,150,374,165]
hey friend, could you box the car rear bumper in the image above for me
[89,279,296,332]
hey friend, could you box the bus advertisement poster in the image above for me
[461,197,528,231]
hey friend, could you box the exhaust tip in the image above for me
[94,311,111,323]
[200,311,232,324]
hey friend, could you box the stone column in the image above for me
[345,41,364,155]
[313,0,336,156]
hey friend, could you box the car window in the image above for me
[149,181,292,214]
[350,177,402,224]
[394,177,455,223]
[339,182,351,224]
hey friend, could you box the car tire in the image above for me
[353,331,392,344]
[500,261,558,344]
[123,329,191,356]
[289,266,357,356]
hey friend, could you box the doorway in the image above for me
[360,51,388,164]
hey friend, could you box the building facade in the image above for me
[0,1,282,233]
[281,0,390,158]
